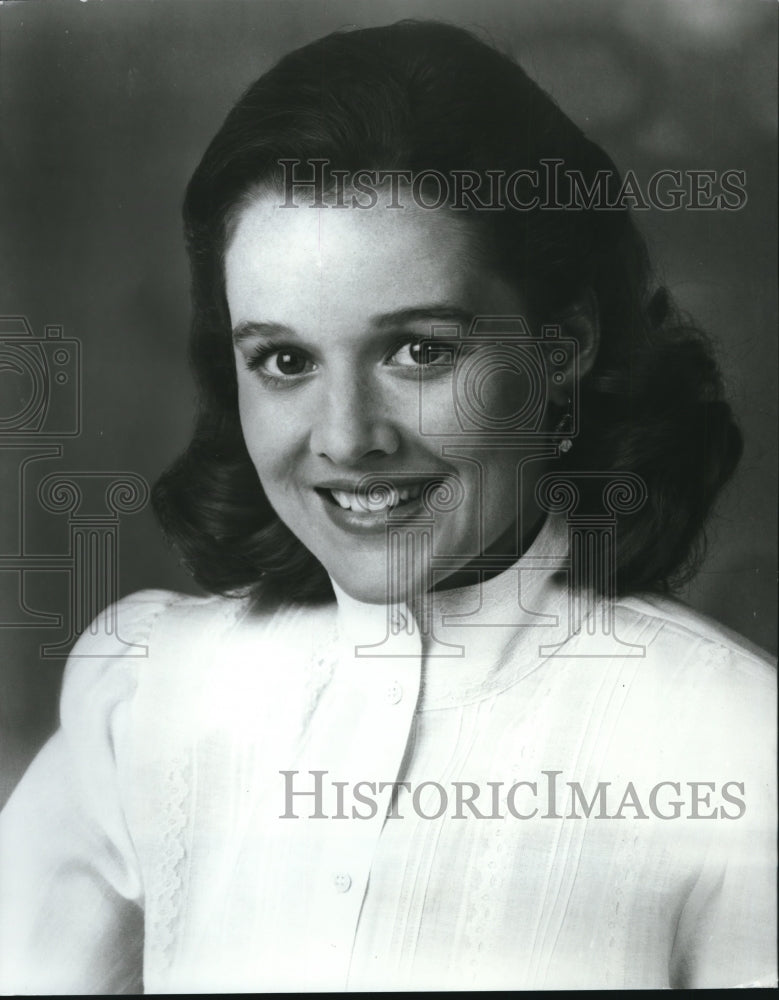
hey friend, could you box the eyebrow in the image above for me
[371,306,475,330]
[231,306,474,345]
[232,321,296,345]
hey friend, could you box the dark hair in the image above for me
[152,20,742,604]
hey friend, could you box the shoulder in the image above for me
[61,588,340,776]
[64,586,259,661]
[60,588,245,719]
[613,591,775,677]
[66,587,239,655]
[604,593,776,764]
[62,587,337,718]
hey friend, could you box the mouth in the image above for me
[313,478,445,535]
[318,482,426,514]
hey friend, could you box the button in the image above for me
[385,681,403,705]
[333,872,352,893]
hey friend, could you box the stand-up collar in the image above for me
[331,515,571,709]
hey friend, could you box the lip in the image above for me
[313,477,437,492]
[313,477,445,536]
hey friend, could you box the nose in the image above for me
[310,373,400,466]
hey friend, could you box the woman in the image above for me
[0,20,775,992]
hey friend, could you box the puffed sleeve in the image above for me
[668,645,777,989]
[0,590,174,995]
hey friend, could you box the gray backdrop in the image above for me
[1,0,776,805]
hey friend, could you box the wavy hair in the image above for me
[152,20,742,604]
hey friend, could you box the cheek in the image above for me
[483,369,537,422]
[236,384,296,484]
[454,360,539,431]
[417,379,463,436]
[479,449,547,536]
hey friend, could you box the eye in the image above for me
[268,349,310,376]
[246,346,315,379]
[388,340,455,368]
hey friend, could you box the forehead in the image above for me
[224,194,514,328]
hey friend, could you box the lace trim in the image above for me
[142,600,337,981]
[145,757,191,977]
[305,620,338,705]
[460,821,508,987]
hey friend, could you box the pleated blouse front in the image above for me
[0,518,775,992]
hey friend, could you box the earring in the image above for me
[555,398,574,454]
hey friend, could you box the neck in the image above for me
[429,512,546,594]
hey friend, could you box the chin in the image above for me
[325,555,429,606]
[328,570,400,606]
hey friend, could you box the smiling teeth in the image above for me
[329,485,423,513]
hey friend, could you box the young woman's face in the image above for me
[226,193,561,604]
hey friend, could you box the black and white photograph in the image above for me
[0,0,776,991]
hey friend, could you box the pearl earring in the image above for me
[555,398,574,454]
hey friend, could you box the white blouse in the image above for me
[0,516,775,992]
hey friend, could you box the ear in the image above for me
[547,288,600,407]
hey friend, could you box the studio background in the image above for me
[1,0,776,806]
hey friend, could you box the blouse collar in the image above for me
[330,514,572,709]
